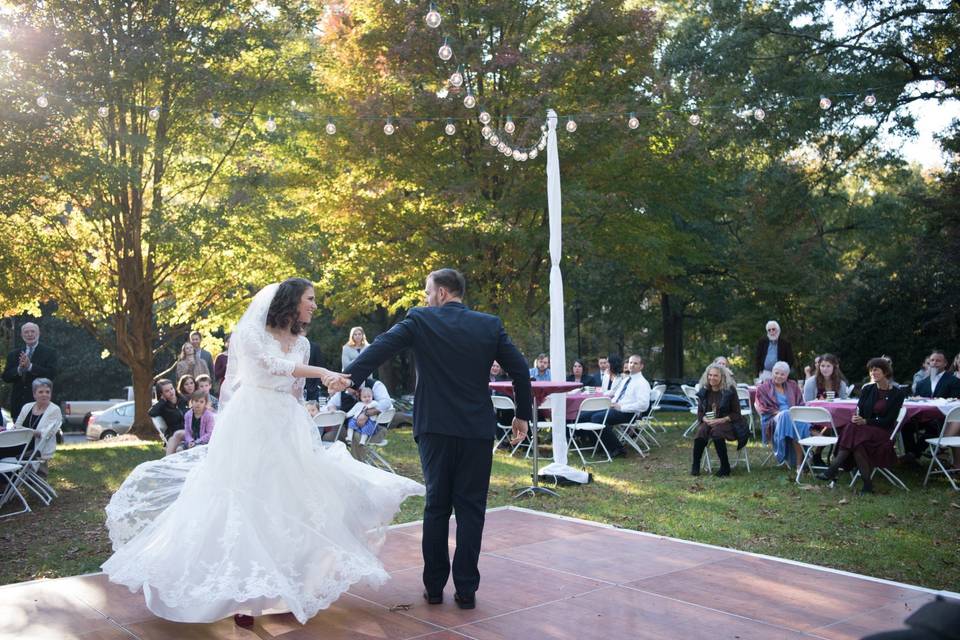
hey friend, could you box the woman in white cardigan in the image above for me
[12,377,63,477]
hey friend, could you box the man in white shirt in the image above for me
[325,378,393,414]
[597,356,610,391]
[586,354,651,458]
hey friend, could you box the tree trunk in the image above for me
[661,292,685,380]
[129,359,160,440]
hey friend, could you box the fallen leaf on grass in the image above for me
[950,503,960,510]
[752,492,764,499]
[838,498,849,505]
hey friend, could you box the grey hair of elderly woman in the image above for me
[698,364,737,390]
[31,377,53,391]
[771,361,791,375]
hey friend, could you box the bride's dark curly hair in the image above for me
[267,277,313,335]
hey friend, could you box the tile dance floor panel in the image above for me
[1,507,956,639]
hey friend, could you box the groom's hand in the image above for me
[509,418,529,446]
[324,373,352,392]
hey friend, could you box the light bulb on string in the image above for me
[519,151,528,161]
[818,95,832,110]
[211,111,224,128]
[504,116,515,134]
[97,104,109,118]
[148,106,160,121]
[627,112,639,129]
[529,148,538,159]
[325,118,337,135]
[489,134,500,146]
[497,142,507,153]
[36,94,48,108]
[503,146,512,156]
[449,66,463,87]
[438,38,453,61]
[444,119,456,135]
[265,116,277,132]
[463,89,476,109]
[537,139,547,151]
[753,107,766,121]
[540,124,547,133]
[383,118,396,135]
[481,125,492,138]
[424,3,441,28]
[688,113,701,126]
[512,149,521,161]
[863,93,877,107]
[933,77,947,92]
[565,118,577,132]
[478,110,491,124]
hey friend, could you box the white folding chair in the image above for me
[681,385,701,438]
[363,409,396,473]
[314,410,347,446]
[923,406,960,491]
[152,416,169,445]
[491,395,527,456]
[0,429,37,519]
[567,396,612,465]
[613,411,649,457]
[736,387,756,438]
[788,406,838,483]
[849,407,909,491]
[645,384,667,434]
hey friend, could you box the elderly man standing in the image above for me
[3,322,58,420]
[753,320,794,381]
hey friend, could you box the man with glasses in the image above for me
[753,320,794,382]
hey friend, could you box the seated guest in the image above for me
[802,353,851,401]
[165,391,215,455]
[345,386,380,460]
[754,320,794,382]
[754,361,806,465]
[529,353,550,381]
[596,356,611,391]
[914,350,960,399]
[176,375,197,413]
[9,378,62,477]
[803,355,822,381]
[566,359,596,386]
[195,374,219,411]
[691,365,747,477]
[911,356,931,394]
[213,335,229,390]
[149,378,183,441]
[601,355,625,398]
[582,354,650,458]
[305,400,335,442]
[713,356,731,369]
[817,357,906,494]
[489,361,509,383]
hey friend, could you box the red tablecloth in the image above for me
[488,380,582,407]
[807,399,945,430]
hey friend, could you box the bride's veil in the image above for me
[221,283,279,406]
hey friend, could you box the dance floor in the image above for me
[2,506,956,639]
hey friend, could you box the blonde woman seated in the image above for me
[691,365,747,477]
[11,378,63,477]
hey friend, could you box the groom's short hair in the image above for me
[429,268,465,298]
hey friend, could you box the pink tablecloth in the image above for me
[807,399,945,430]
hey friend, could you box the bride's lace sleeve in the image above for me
[291,337,310,402]
[238,328,298,377]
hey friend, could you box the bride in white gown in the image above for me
[101,278,425,624]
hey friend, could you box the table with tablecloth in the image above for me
[807,398,960,430]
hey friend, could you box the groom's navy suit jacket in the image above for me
[344,302,532,440]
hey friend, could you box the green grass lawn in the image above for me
[2,415,959,592]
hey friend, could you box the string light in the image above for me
[211,111,224,128]
[688,114,701,126]
[537,138,547,151]
[265,116,277,132]
[444,119,456,135]
[753,107,766,121]
[449,66,463,87]
[497,141,506,152]
[933,77,946,92]
[325,118,336,135]
[424,3,441,29]
[504,116,515,134]
[36,94,48,108]
[864,93,877,107]
[481,125,492,138]
[438,38,453,62]
[97,104,109,118]
[463,88,476,109]
[565,118,577,132]
[512,149,521,160]
[148,107,160,121]
[383,117,396,135]
[519,151,528,161]
[489,134,500,146]
[529,148,538,159]
[503,145,512,156]
[478,110,491,124]
[819,95,832,110]
[627,112,639,129]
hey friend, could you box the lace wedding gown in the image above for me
[102,303,425,624]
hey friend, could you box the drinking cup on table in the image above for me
[705,411,716,420]
[825,391,835,401]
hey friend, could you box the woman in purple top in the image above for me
[817,357,904,494]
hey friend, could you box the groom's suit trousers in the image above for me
[417,433,493,596]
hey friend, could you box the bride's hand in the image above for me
[323,371,351,392]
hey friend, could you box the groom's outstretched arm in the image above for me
[494,321,533,421]
[343,316,416,386]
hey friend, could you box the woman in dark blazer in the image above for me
[817,357,905,494]
[692,364,746,477]
[566,359,596,386]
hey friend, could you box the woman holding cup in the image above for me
[691,364,747,477]
[802,353,851,402]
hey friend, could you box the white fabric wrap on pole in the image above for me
[541,109,589,485]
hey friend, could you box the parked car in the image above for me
[65,386,136,429]
[390,395,414,429]
[85,401,136,440]
[652,381,697,412]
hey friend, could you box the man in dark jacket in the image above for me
[3,322,57,419]
[754,320,794,379]
[345,268,531,611]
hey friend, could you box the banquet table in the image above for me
[807,398,960,430]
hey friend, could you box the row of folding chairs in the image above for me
[0,429,58,519]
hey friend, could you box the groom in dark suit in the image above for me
[345,268,532,610]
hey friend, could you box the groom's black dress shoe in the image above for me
[454,592,476,610]
[233,614,255,628]
[423,591,443,605]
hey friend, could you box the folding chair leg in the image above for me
[683,418,699,438]
[796,447,813,483]
[0,480,32,519]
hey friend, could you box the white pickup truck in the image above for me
[63,386,135,428]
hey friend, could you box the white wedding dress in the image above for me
[101,284,425,624]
